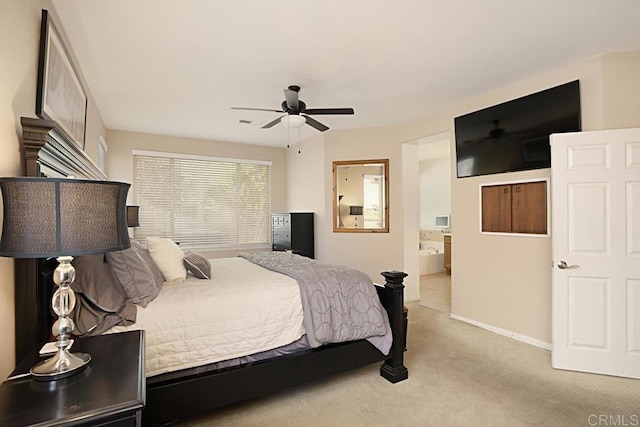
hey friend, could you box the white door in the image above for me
[551,128,640,379]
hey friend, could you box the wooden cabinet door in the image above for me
[481,185,512,232]
[511,181,547,234]
[443,235,451,274]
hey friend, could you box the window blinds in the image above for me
[132,151,271,251]
[97,136,107,173]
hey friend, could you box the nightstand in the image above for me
[0,330,145,426]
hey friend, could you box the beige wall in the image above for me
[419,138,451,230]
[322,127,407,292]
[396,55,607,345]
[602,51,640,129]
[45,4,108,165]
[0,1,107,378]
[285,126,416,298]
[396,52,638,344]
[445,53,638,345]
[0,0,42,379]
[286,133,326,260]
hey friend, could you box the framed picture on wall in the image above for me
[36,9,87,150]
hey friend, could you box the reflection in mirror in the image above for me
[333,159,389,233]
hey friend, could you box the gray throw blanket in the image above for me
[239,252,392,355]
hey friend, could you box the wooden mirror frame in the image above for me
[333,159,389,233]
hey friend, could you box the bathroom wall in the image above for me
[419,136,451,238]
[420,229,445,243]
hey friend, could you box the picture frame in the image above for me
[36,9,87,150]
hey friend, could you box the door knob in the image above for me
[557,260,580,270]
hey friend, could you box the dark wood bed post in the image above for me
[379,270,409,383]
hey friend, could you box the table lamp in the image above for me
[126,205,140,227]
[0,177,131,380]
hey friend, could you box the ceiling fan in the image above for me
[463,119,507,145]
[231,85,354,132]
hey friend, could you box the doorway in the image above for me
[403,131,452,313]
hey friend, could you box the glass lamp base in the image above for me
[30,350,91,381]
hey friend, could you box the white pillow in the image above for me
[146,237,187,282]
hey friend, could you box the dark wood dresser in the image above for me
[0,330,145,426]
[272,212,314,259]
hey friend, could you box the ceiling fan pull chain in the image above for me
[298,128,302,154]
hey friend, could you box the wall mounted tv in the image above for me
[454,80,581,178]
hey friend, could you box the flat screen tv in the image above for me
[454,80,581,178]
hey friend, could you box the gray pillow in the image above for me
[183,252,212,279]
[105,244,161,307]
[131,240,165,291]
[71,254,137,336]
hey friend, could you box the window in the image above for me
[363,174,384,228]
[132,150,271,251]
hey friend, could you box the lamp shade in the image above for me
[126,205,140,227]
[281,115,306,129]
[350,205,363,216]
[0,177,131,258]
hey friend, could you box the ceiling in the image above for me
[51,0,640,147]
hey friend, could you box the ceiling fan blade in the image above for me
[284,87,300,111]
[232,107,284,113]
[261,116,284,129]
[463,137,490,145]
[303,108,354,115]
[303,115,329,132]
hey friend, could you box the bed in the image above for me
[14,117,409,426]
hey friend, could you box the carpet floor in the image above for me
[177,302,640,426]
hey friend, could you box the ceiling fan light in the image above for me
[281,115,306,129]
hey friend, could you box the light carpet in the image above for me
[178,302,640,426]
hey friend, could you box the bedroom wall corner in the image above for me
[0,0,48,379]
[286,133,326,262]
[322,127,408,297]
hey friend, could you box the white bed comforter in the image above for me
[109,257,305,377]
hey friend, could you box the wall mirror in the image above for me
[333,159,389,233]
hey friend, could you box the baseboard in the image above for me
[449,313,552,351]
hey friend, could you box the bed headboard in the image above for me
[14,117,106,361]
[20,117,105,180]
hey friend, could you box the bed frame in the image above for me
[15,117,409,426]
